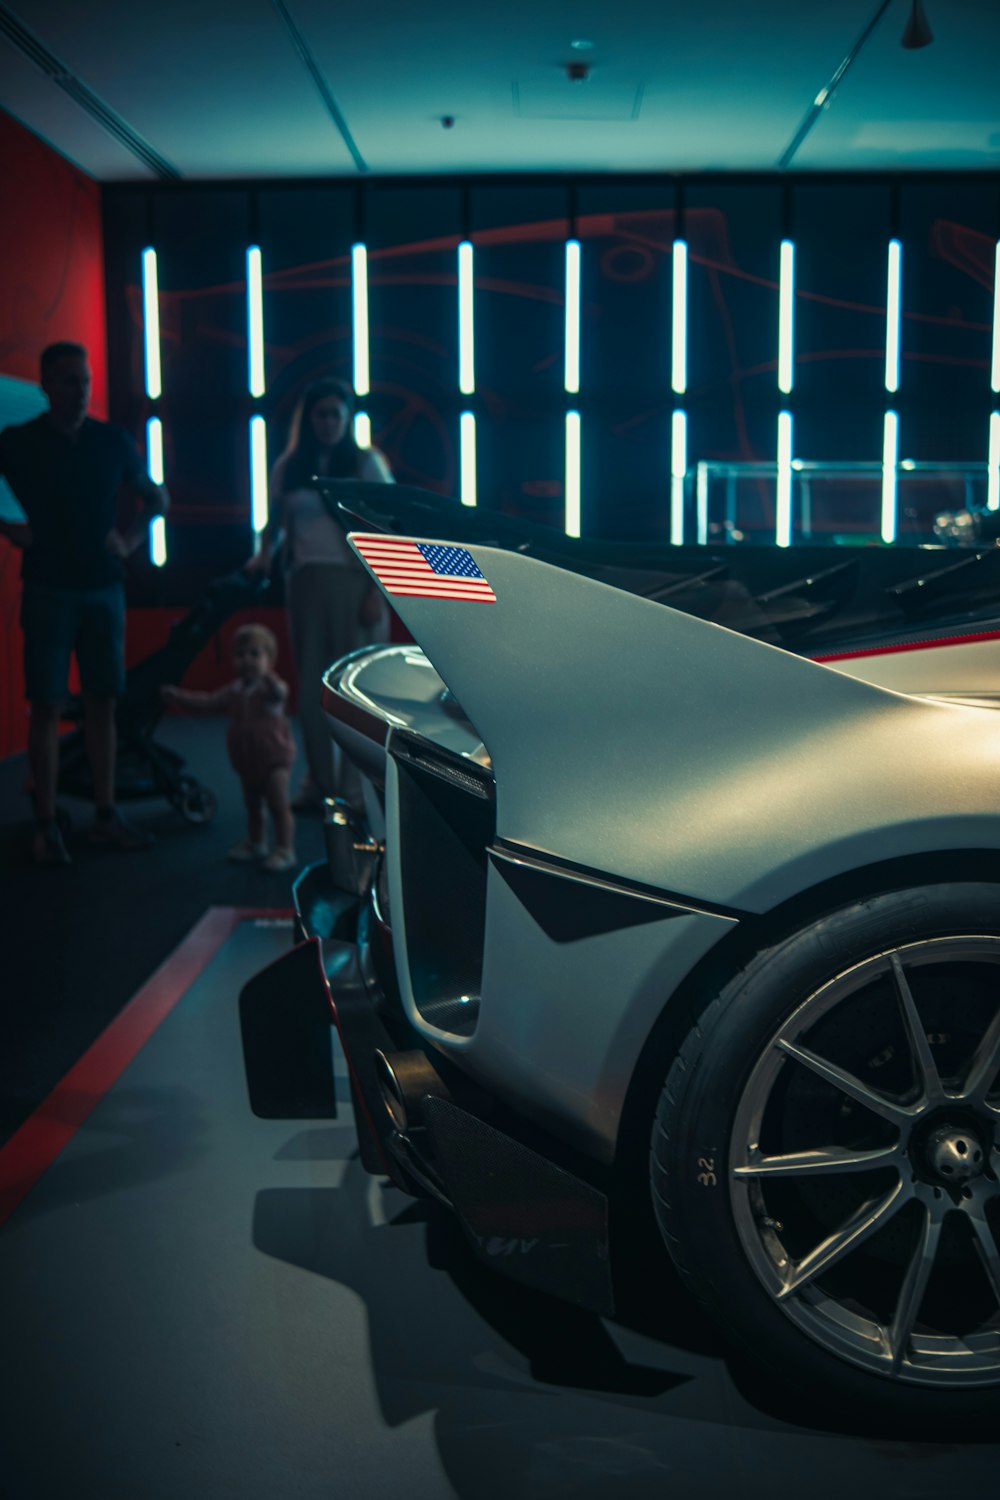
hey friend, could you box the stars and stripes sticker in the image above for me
[350,535,497,602]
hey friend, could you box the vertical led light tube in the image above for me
[988,411,1000,511]
[249,415,269,537]
[992,242,1000,395]
[354,413,371,449]
[670,409,687,545]
[458,240,475,395]
[881,410,899,543]
[564,240,581,395]
[885,239,902,394]
[776,411,793,547]
[246,246,265,398]
[146,416,166,566]
[565,411,581,537]
[778,239,795,396]
[696,462,709,546]
[566,240,581,396]
[460,412,477,506]
[352,243,370,397]
[671,239,688,395]
[141,248,162,400]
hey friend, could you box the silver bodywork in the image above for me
[323,538,1000,1162]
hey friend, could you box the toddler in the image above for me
[162,623,297,871]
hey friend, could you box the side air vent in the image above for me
[390,730,495,1039]
[391,731,495,800]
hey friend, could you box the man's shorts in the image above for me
[21,582,126,703]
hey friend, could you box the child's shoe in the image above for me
[227,838,268,863]
[260,847,296,873]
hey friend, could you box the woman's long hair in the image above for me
[280,377,360,489]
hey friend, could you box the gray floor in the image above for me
[2,917,998,1500]
[0,715,327,1145]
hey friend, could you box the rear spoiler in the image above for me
[349,532,1000,913]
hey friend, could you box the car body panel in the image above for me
[308,534,1000,1159]
[242,496,1000,1370]
[348,537,1000,915]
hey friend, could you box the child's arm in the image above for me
[261,673,289,707]
[161,682,236,714]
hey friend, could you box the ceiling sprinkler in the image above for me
[566,61,591,83]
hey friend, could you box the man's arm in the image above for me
[108,434,171,556]
[0,518,32,548]
[0,434,33,547]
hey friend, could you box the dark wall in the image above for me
[104,174,1000,600]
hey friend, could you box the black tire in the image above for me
[169,777,218,825]
[651,883,1000,1428]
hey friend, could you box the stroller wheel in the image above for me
[169,777,218,825]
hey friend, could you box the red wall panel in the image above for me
[0,110,107,760]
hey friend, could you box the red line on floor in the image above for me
[0,905,292,1229]
[814,627,1000,663]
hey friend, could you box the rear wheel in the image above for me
[652,884,1000,1423]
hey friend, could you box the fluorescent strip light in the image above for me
[670,409,687,545]
[146,416,166,566]
[778,240,795,395]
[696,461,709,546]
[992,242,1000,394]
[352,243,370,398]
[249,415,269,535]
[460,412,477,506]
[989,411,1000,511]
[564,240,581,395]
[885,239,902,394]
[776,411,793,547]
[672,240,688,395]
[149,516,166,569]
[141,247,161,400]
[565,411,581,537]
[458,240,475,395]
[146,415,164,486]
[354,412,371,449]
[246,246,265,398]
[881,410,899,543]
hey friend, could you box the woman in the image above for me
[248,376,393,810]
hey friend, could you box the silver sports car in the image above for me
[241,490,1000,1425]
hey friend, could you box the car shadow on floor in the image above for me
[251,1143,1000,1481]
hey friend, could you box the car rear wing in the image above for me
[349,532,1000,913]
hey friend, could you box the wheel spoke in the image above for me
[888,952,943,1105]
[960,1006,1000,1106]
[778,1179,909,1298]
[734,1143,900,1178]
[776,1038,918,1125]
[969,1210,1000,1308]
[885,1203,942,1372]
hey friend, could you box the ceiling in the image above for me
[0,0,998,182]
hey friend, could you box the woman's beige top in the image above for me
[272,447,393,574]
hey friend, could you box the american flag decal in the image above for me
[351,536,497,602]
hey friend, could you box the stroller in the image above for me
[54,569,270,824]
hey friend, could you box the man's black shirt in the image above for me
[0,415,145,589]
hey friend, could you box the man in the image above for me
[0,341,170,864]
